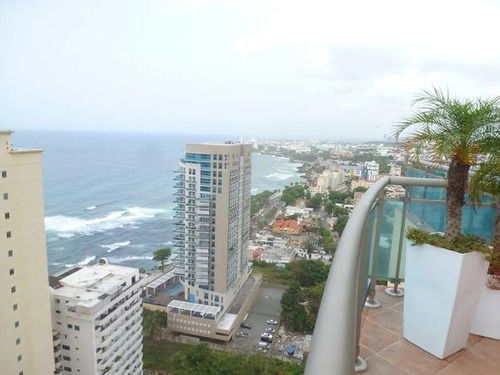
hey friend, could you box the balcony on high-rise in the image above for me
[306,173,499,375]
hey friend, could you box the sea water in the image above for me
[13,130,302,273]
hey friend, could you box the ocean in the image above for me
[13,130,303,274]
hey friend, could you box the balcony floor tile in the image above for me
[360,286,500,374]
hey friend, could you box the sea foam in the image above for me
[100,240,131,252]
[45,207,165,237]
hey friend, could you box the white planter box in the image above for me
[404,241,488,359]
[471,282,500,340]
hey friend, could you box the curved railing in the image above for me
[304,176,448,375]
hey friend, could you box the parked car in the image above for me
[258,341,270,349]
[236,331,248,337]
[265,328,276,333]
[240,322,252,329]
[261,333,273,342]
[266,319,278,325]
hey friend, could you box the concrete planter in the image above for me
[471,276,500,340]
[404,241,488,359]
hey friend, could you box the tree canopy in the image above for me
[153,247,171,272]
[394,87,500,241]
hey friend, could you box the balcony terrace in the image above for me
[305,176,498,375]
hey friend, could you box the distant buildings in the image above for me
[49,261,143,375]
[313,169,345,193]
[0,131,55,375]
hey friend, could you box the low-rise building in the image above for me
[49,259,144,375]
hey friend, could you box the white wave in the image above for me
[65,255,96,268]
[107,255,152,264]
[45,207,166,237]
[86,205,97,210]
[100,240,131,253]
[265,172,295,180]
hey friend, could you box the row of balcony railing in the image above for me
[305,176,496,374]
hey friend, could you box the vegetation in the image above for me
[394,87,500,241]
[333,216,349,237]
[406,227,489,254]
[319,226,336,254]
[142,309,168,340]
[328,190,352,203]
[143,341,304,375]
[306,193,322,209]
[251,260,291,285]
[251,190,275,215]
[280,260,329,333]
[281,184,306,206]
[153,247,171,272]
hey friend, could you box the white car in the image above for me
[266,319,278,325]
[265,328,276,333]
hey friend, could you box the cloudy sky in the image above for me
[1,0,499,140]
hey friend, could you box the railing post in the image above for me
[355,215,371,372]
[386,189,408,297]
[365,192,385,309]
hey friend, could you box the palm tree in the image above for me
[153,247,171,273]
[393,87,500,241]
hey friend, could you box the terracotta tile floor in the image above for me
[360,285,500,375]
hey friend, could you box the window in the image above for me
[14,321,19,328]
[3,193,8,200]
[55,310,61,314]
[62,345,70,350]
[17,355,22,362]
[9,268,14,275]
[13,304,18,311]
[63,367,72,372]
[55,298,60,304]
[5,212,9,219]
[11,286,16,293]
[1,171,6,178]
[7,231,11,238]
[16,338,20,345]
[8,250,13,257]
[63,356,71,361]
[75,325,80,331]
[67,324,73,329]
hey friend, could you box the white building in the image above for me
[363,161,379,181]
[49,260,143,375]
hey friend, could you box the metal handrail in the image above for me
[304,176,448,375]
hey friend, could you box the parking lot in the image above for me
[228,285,284,353]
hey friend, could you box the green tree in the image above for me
[334,216,349,236]
[306,193,322,209]
[394,87,500,241]
[287,259,328,287]
[353,186,368,193]
[153,247,171,272]
[328,190,352,203]
[142,309,168,340]
[281,281,310,332]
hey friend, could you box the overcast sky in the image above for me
[1,0,499,140]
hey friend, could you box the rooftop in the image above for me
[51,262,138,308]
[360,285,500,375]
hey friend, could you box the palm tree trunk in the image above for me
[446,157,470,241]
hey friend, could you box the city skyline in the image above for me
[2,1,500,140]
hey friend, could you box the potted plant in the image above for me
[393,87,500,358]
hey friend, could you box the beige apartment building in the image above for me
[165,142,260,341]
[0,131,54,375]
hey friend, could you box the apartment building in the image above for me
[0,131,55,375]
[172,142,253,310]
[49,260,143,375]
